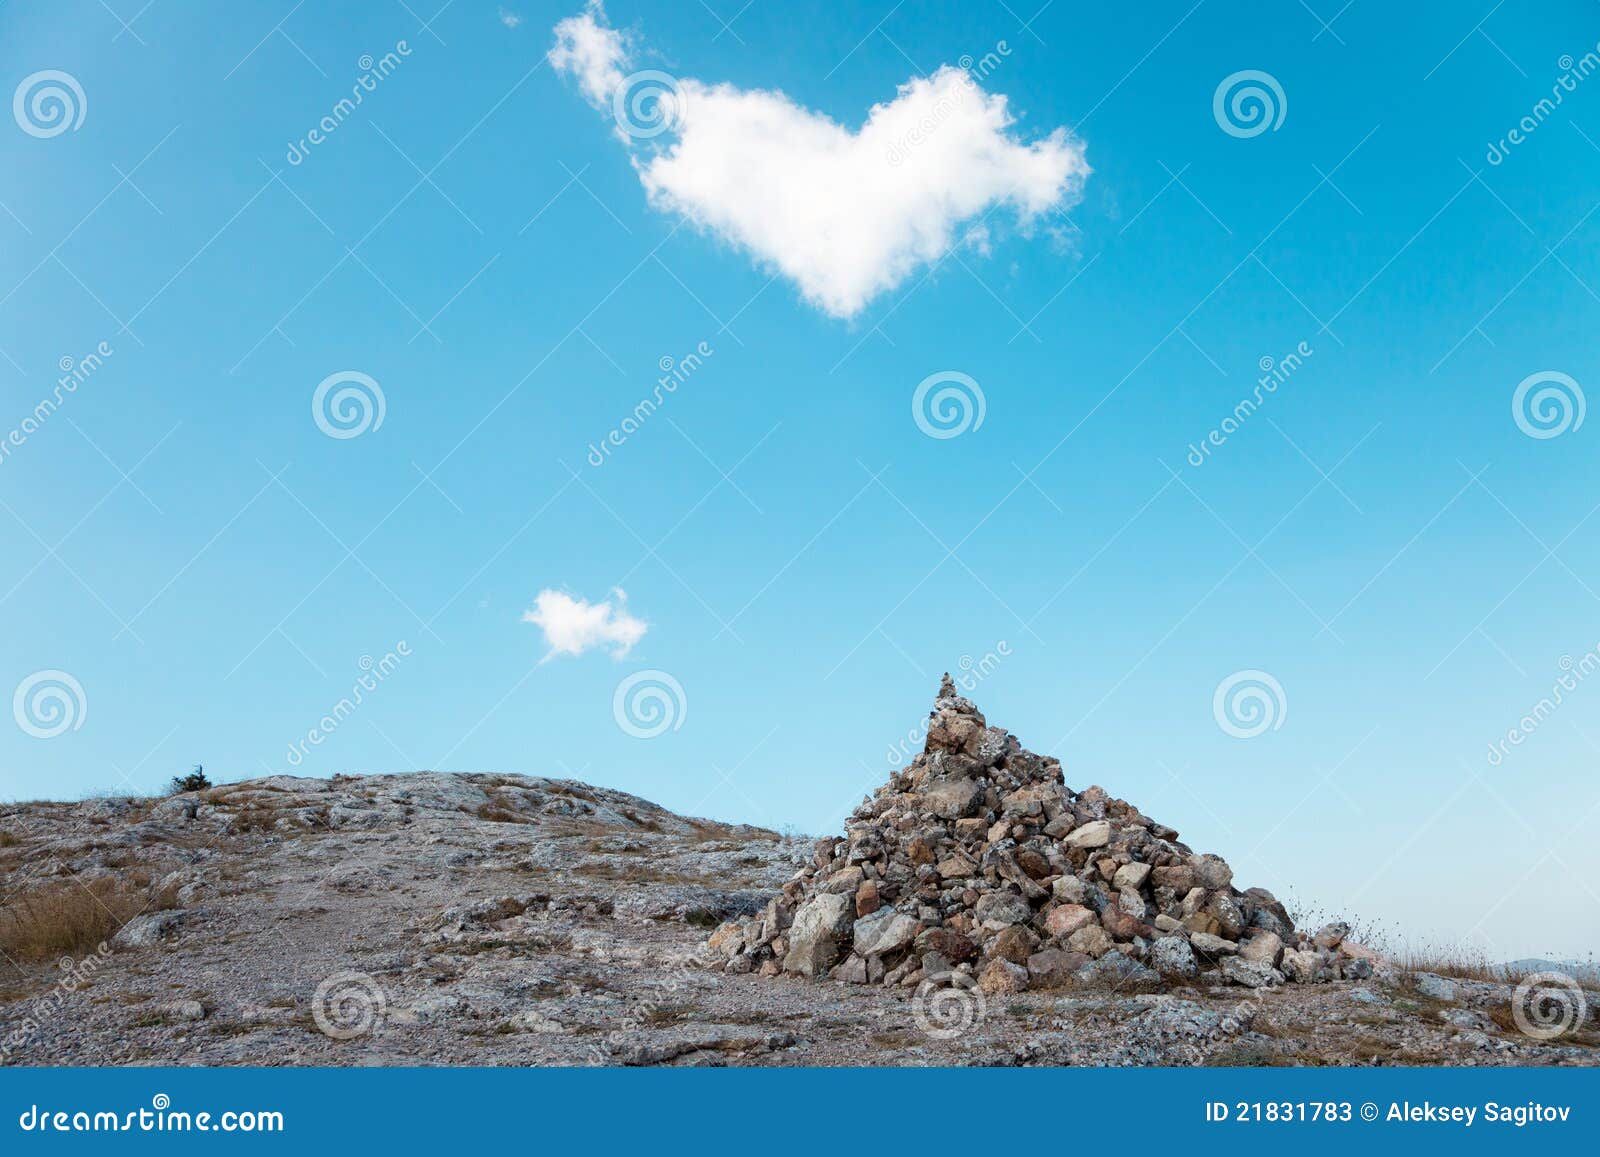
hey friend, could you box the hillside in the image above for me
[0,766,1595,1066]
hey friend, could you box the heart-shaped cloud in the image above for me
[551,3,1089,319]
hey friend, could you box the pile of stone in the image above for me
[706,675,1375,996]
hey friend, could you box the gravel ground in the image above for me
[1,772,1595,1067]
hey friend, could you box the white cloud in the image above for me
[548,1,628,110]
[499,8,523,30]
[522,588,647,661]
[549,5,1089,320]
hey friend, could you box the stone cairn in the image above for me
[707,675,1375,995]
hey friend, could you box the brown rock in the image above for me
[977,958,1029,995]
[918,927,978,963]
[1066,923,1114,958]
[855,879,881,917]
[989,924,1038,964]
[1044,904,1096,939]
[1026,949,1091,988]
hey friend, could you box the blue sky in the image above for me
[2,0,1597,960]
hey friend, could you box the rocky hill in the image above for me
[0,690,1595,1066]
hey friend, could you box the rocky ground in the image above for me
[0,768,1596,1067]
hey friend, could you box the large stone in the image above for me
[1190,855,1233,890]
[1064,820,1111,849]
[832,953,869,984]
[852,909,919,958]
[1026,949,1089,988]
[1412,972,1457,1002]
[1280,947,1325,984]
[1074,950,1161,992]
[917,927,978,963]
[1065,923,1114,958]
[974,890,1032,930]
[1044,904,1096,939]
[1149,935,1199,978]
[977,958,1029,995]
[1111,861,1151,891]
[112,911,185,949]
[1237,931,1283,967]
[1220,956,1283,988]
[782,893,854,978]
[1312,921,1350,950]
[989,924,1038,965]
[1188,932,1238,959]
[854,880,881,917]
[924,778,982,820]
[1051,875,1089,904]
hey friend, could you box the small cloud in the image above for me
[548,3,1089,320]
[548,0,628,108]
[522,588,647,661]
[498,7,522,29]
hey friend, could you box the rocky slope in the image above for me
[0,735,1595,1066]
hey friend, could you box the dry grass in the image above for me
[0,876,176,962]
[473,803,531,825]
[0,831,20,848]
